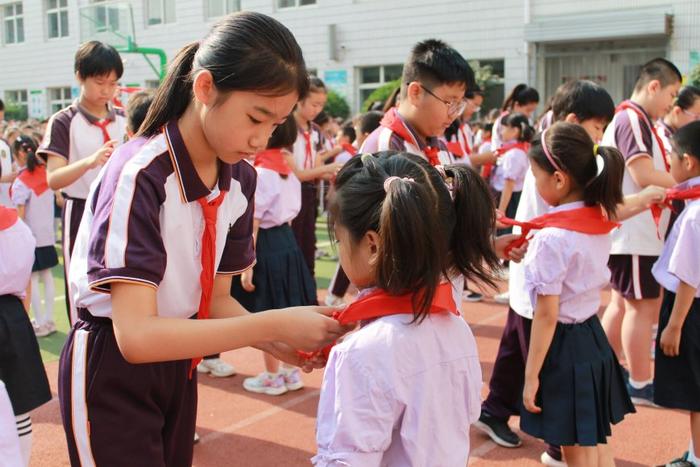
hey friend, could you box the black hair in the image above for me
[501,112,534,142]
[502,84,539,111]
[671,120,700,162]
[0,98,4,111]
[465,85,484,99]
[359,110,382,135]
[551,80,615,124]
[74,41,124,79]
[313,110,330,127]
[339,122,356,142]
[13,135,40,172]
[329,152,499,322]
[675,85,700,111]
[382,87,401,113]
[400,39,475,98]
[126,90,154,135]
[634,58,682,93]
[308,76,326,95]
[444,119,461,141]
[139,12,309,137]
[267,117,298,149]
[530,122,624,217]
[482,122,493,134]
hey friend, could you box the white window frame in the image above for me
[357,64,403,108]
[46,0,69,39]
[276,0,317,10]
[205,0,240,19]
[48,87,72,114]
[3,2,24,45]
[145,0,176,27]
[4,89,28,118]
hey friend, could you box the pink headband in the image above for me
[541,129,562,172]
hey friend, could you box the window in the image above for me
[3,3,24,44]
[48,87,72,114]
[206,0,239,18]
[357,64,403,108]
[277,0,316,9]
[146,0,175,26]
[470,59,505,117]
[145,79,160,89]
[46,0,69,39]
[4,90,28,120]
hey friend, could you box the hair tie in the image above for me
[360,153,373,164]
[540,129,562,172]
[594,154,605,177]
[593,144,599,155]
[384,176,414,193]
[435,165,447,179]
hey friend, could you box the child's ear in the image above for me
[192,70,216,106]
[647,79,661,95]
[563,113,578,124]
[406,82,423,106]
[554,170,568,190]
[365,230,381,264]
[683,152,698,171]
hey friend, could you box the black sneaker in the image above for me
[657,452,694,467]
[473,412,522,448]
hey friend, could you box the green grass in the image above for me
[38,216,336,364]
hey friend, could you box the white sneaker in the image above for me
[196,358,236,378]
[541,451,567,467]
[494,291,510,304]
[282,368,304,391]
[324,294,345,307]
[243,372,288,396]
[45,321,57,335]
[34,324,51,338]
[193,432,200,444]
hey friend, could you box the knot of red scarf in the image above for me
[481,142,530,179]
[340,143,358,157]
[650,185,700,238]
[254,149,292,176]
[499,206,619,257]
[298,282,458,361]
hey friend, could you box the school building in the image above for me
[0,0,699,120]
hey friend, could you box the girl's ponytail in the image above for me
[138,42,199,137]
[583,145,624,218]
[14,136,39,172]
[503,84,527,111]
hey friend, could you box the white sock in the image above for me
[16,414,31,467]
[689,440,699,464]
[40,268,55,324]
[30,273,45,326]
[628,378,653,389]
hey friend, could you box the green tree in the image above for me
[689,63,700,87]
[468,60,500,92]
[324,89,350,120]
[3,101,28,121]
[362,79,400,111]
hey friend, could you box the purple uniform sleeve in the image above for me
[524,230,569,301]
[501,149,528,182]
[10,178,31,206]
[37,109,73,162]
[614,111,653,163]
[218,162,257,274]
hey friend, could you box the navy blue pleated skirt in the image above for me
[520,315,635,446]
[231,224,318,312]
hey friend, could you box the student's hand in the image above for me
[272,306,351,351]
[522,376,541,413]
[325,162,342,175]
[659,323,682,357]
[639,185,667,207]
[240,270,255,292]
[495,209,508,229]
[494,234,528,263]
[88,140,118,169]
[55,191,65,209]
[264,341,328,372]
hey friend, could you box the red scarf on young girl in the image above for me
[0,206,18,230]
[300,282,458,360]
[254,149,292,176]
[481,142,530,180]
[16,165,49,196]
[340,143,358,157]
[499,206,619,256]
[650,185,700,237]
[380,108,441,166]
[616,101,670,172]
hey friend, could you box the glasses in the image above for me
[682,108,700,120]
[420,84,468,117]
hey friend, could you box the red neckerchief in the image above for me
[0,206,18,230]
[17,165,49,196]
[380,108,441,166]
[301,129,313,169]
[650,185,700,238]
[340,143,357,156]
[617,101,669,172]
[300,282,458,360]
[254,149,292,176]
[91,119,112,144]
[446,141,464,158]
[499,206,619,256]
[481,142,530,180]
[190,191,227,378]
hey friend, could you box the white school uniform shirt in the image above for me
[11,170,56,247]
[523,201,613,324]
[69,121,256,319]
[490,111,508,151]
[291,123,325,170]
[37,102,127,200]
[652,176,700,297]
[509,167,552,319]
[601,100,670,255]
[490,142,529,192]
[254,167,301,229]
[0,214,35,298]
[313,303,482,467]
[655,120,674,157]
[0,139,13,207]
[334,149,355,166]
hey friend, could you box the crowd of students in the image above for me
[0,10,698,467]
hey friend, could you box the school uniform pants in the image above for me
[59,309,197,467]
[61,195,86,326]
[291,182,318,278]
